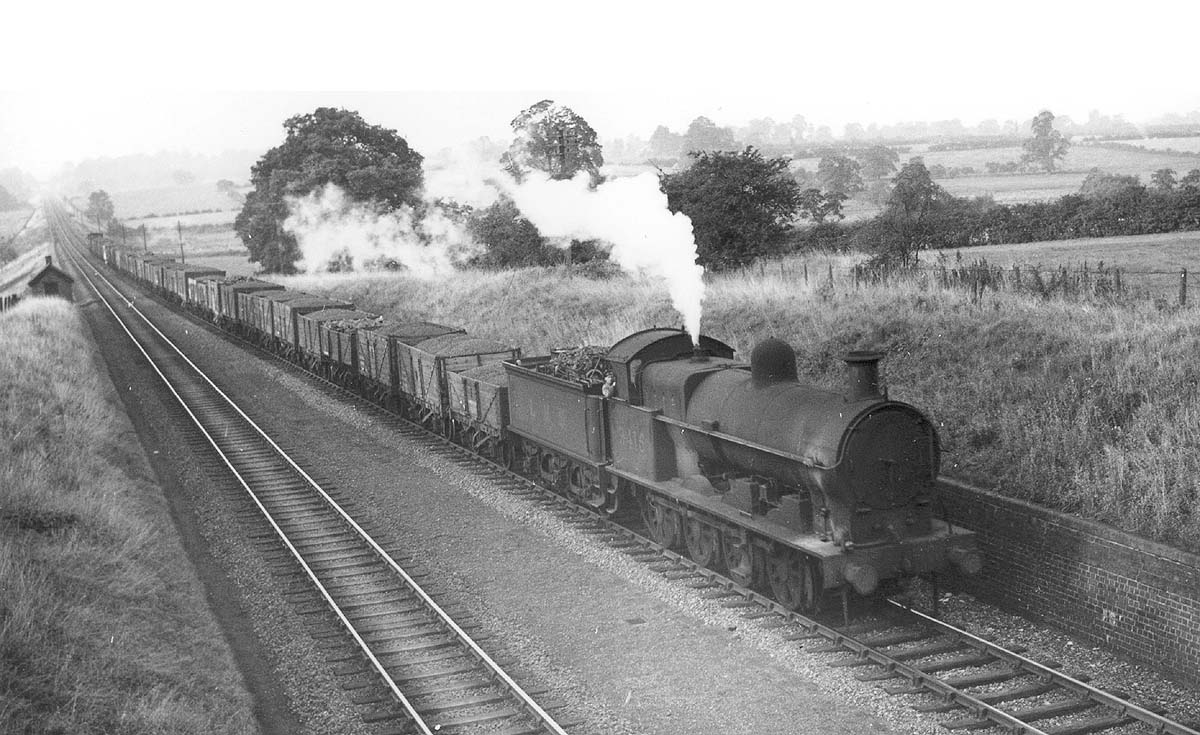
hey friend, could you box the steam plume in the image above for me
[283,184,479,277]
[500,171,705,343]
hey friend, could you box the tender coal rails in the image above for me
[89,238,981,614]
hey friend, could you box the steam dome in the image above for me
[750,337,798,385]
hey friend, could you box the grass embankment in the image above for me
[283,262,1200,553]
[0,298,257,734]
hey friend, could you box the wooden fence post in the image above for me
[1181,268,1188,306]
[803,264,808,284]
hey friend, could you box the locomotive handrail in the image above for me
[654,413,833,469]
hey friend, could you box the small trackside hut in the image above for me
[26,255,75,302]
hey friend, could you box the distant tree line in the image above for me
[793,164,1200,263]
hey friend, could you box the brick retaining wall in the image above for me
[938,477,1200,686]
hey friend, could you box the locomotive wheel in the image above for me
[767,550,820,614]
[722,533,759,588]
[684,519,721,569]
[640,495,681,549]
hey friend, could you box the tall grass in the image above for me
[0,298,257,734]
[282,256,1200,552]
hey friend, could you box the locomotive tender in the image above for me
[88,238,981,614]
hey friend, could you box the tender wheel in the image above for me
[767,550,820,613]
[684,518,721,569]
[640,494,681,549]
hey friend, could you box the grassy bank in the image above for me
[0,298,257,734]
[282,260,1200,553]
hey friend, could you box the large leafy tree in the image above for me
[873,158,950,265]
[500,100,603,185]
[856,145,900,180]
[84,190,115,228]
[234,107,424,273]
[817,154,864,197]
[660,146,803,269]
[1021,110,1071,172]
[680,116,738,157]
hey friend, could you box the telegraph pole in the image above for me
[141,224,148,252]
[177,220,185,264]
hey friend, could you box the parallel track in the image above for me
[55,201,1200,735]
[49,204,567,735]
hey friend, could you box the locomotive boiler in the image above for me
[596,329,981,611]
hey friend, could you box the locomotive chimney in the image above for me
[843,351,885,402]
[45,255,52,266]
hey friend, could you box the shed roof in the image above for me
[27,263,74,286]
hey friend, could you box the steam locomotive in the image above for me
[86,235,981,614]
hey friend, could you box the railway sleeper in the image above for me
[939,697,1100,730]
[857,651,998,681]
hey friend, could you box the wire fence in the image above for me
[734,257,1195,307]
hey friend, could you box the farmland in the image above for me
[784,138,1200,211]
[81,182,242,219]
[0,208,36,240]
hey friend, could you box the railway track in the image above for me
[50,207,568,735]
[56,203,1200,735]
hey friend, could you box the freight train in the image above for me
[85,236,981,614]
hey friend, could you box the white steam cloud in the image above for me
[283,184,479,277]
[283,154,707,342]
[501,171,705,343]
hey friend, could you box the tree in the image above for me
[1079,169,1143,199]
[797,187,846,223]
[500,100,603,185]
[874,159,949,265]
[0,184,24,211]
[680,116,738,156]
[1151,168,1177,192]
[817,155,864,197]
[1182,169,1200,190]
[856,145,900,180]
[234,107,424,273]
[466,197,557,267]
[647,125,684,160]
[1021,110,1071,172]
[660,146,803,269]
[85,190,115,228]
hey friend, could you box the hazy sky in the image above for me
[4,0,1199,179]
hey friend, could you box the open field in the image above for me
[0,208,36,239]
[0,298,257,734]
[126,209,237,228]
[72,183,242,219]
[1105,136,1200,153]
[926,230,1200,271]
[0,242,49,297]
[187,250,258,276]
[280,255,1200,554]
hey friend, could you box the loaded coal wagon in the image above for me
[295,308,382,380]
[395,334,519,432]
[355,321,464,409]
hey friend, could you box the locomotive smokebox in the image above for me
[844,351,885,402]
[751,337,798,386]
